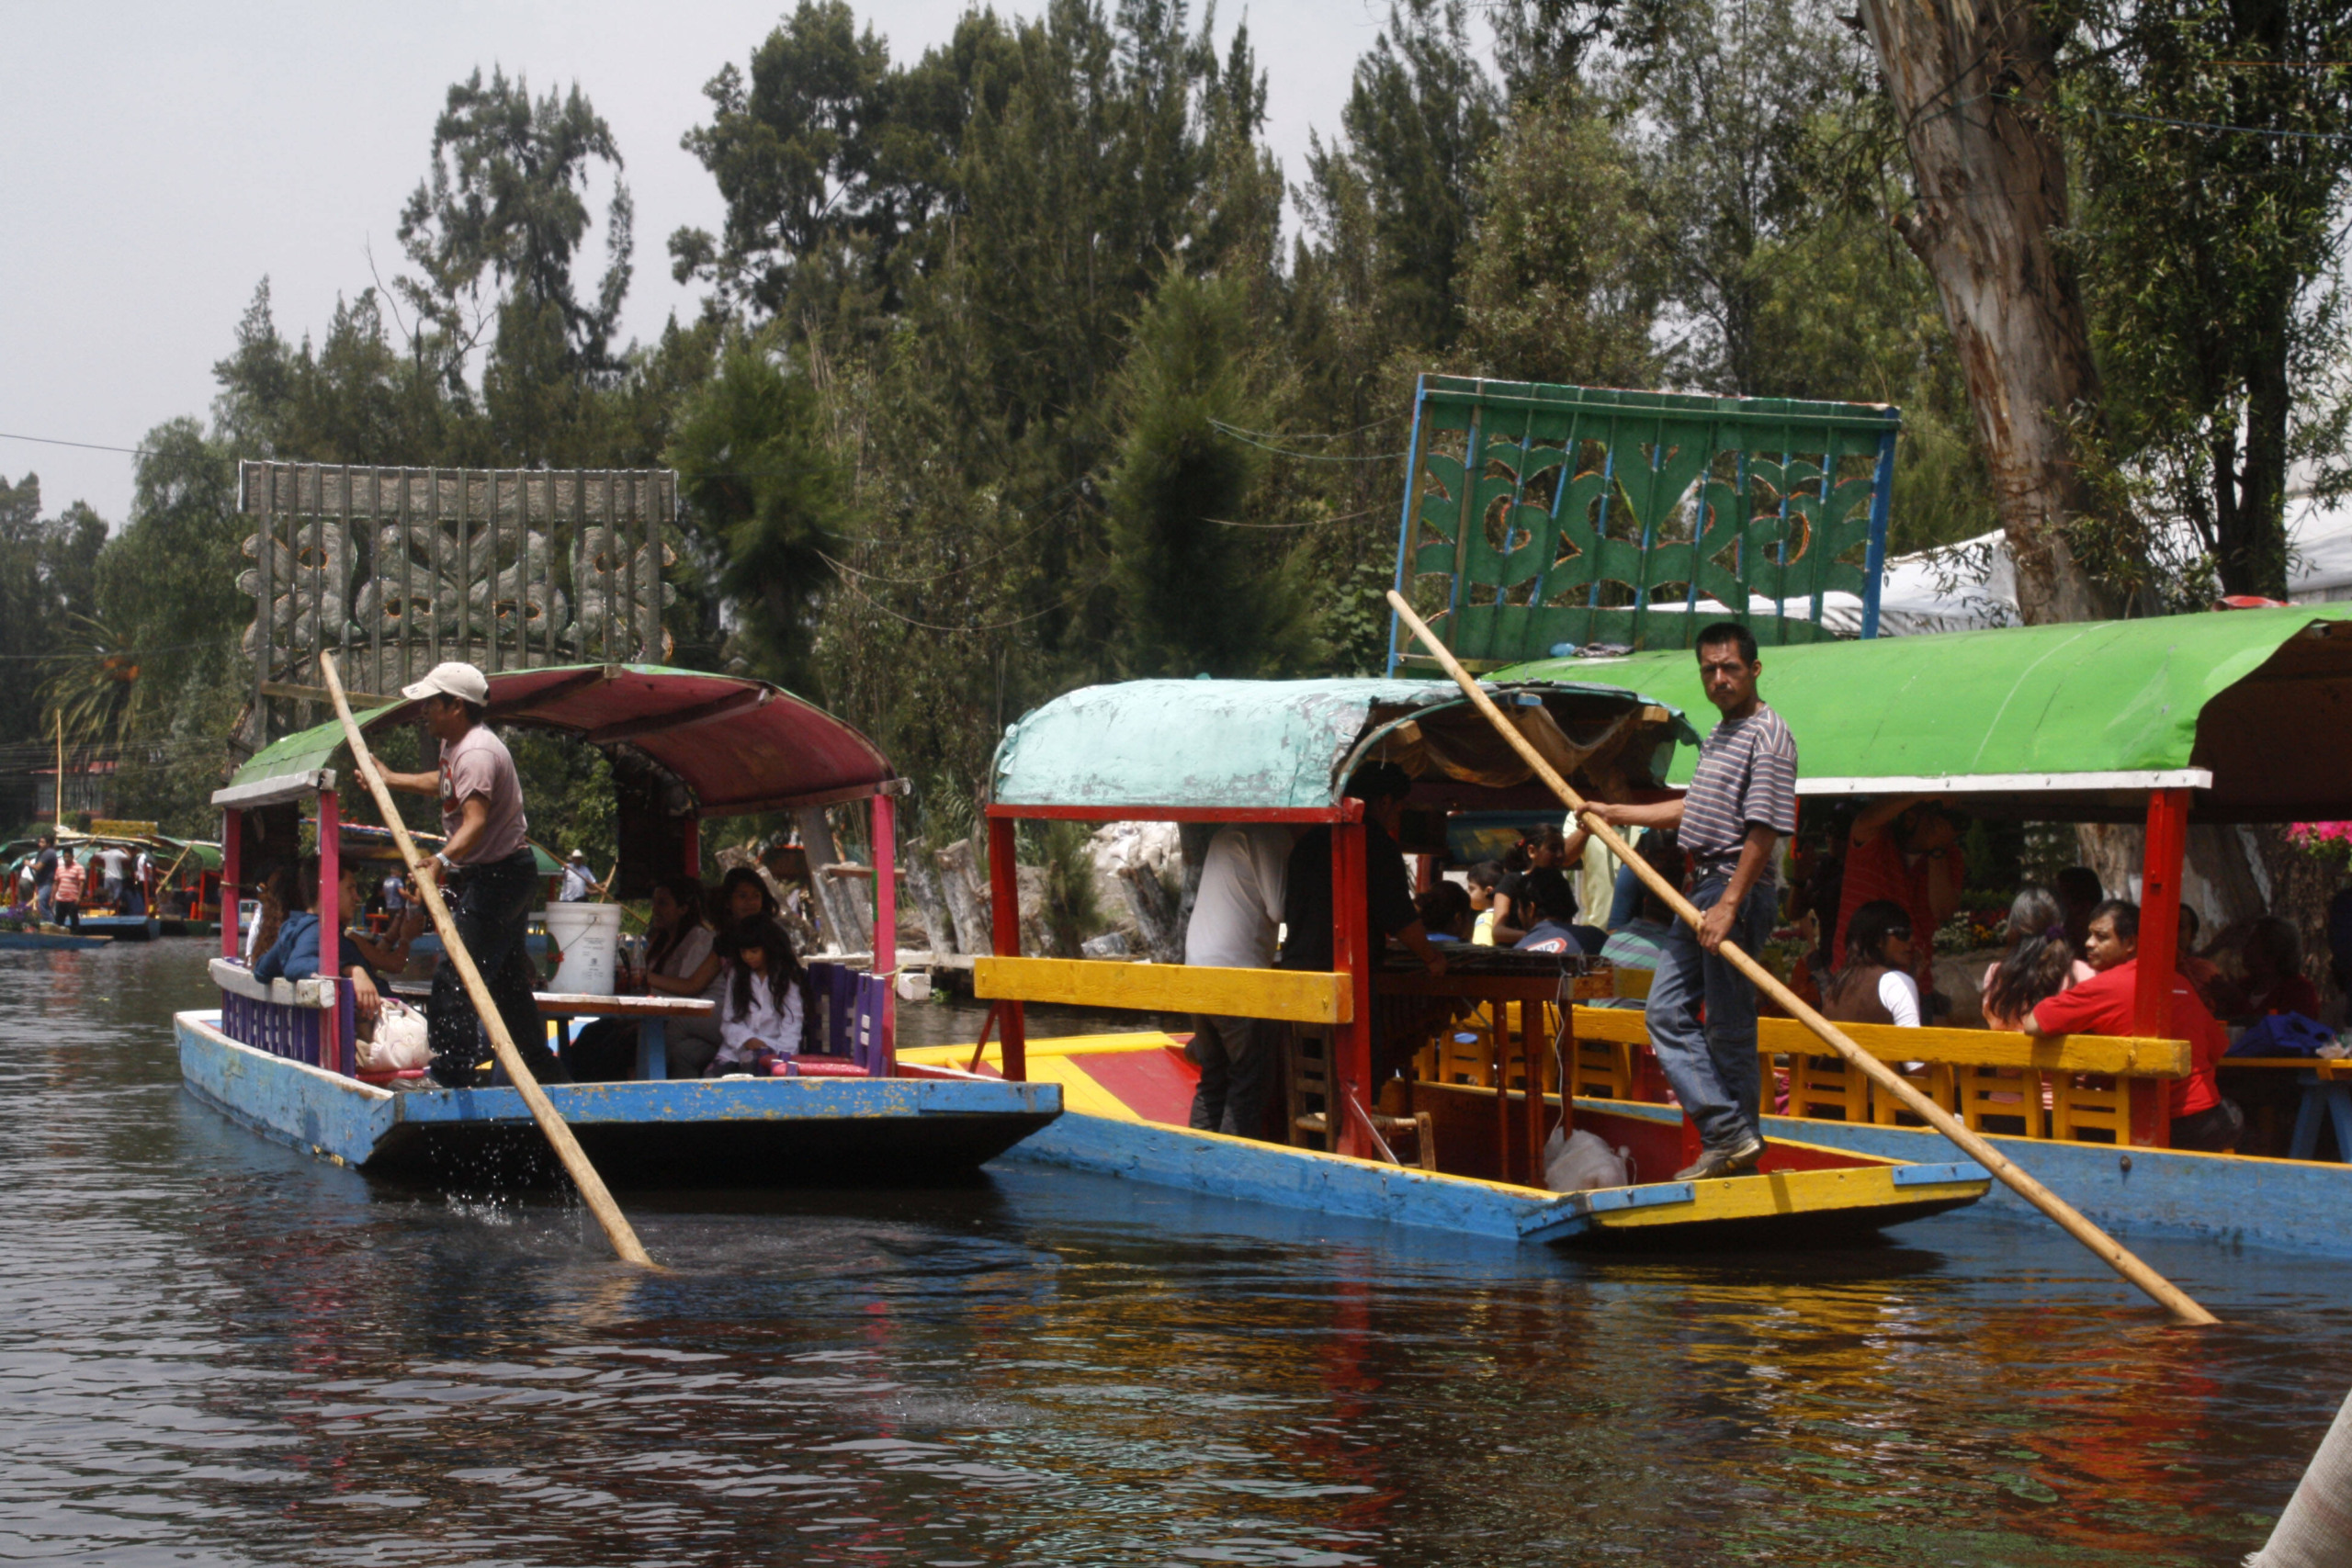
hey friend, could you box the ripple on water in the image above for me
[0,943,2340,1564]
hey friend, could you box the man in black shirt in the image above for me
[1278,761,1447,978]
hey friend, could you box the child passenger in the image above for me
[707,916,807,1077]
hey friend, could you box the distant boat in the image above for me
[0,928,110,951]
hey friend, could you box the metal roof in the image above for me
[1498,604,2352,821]
[218,664,899,817]
[990,677,1693,812]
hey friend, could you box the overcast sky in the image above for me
[0,1,1404,527]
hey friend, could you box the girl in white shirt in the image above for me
[707,916,806,1077]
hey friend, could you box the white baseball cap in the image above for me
[569,849,588,860]
[401,661,490,706]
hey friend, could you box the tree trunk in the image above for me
[2226,290,2294,598]
[935,838,990,956]
[1118,863,1185,965]
[1858,0,2126,624]
[795,807,871,954]
[904,851,957,957]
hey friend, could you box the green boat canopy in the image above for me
[1497,604,2352,823]
[991,677,1695,813]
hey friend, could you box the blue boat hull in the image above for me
[1685,1103,2352,1258]
[1003,1105,1985,1247]
[76,915,158,941]
[0,930,109,950]
[175,1010,1062,1185]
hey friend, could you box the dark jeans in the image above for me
[1190,1014,1274,1139]
[1644,871,1777,1150]
[52,899,77,931]
[427,850,565,1089]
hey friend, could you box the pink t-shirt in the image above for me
[438,725,528,864]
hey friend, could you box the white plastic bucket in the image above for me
[543,902,623,995]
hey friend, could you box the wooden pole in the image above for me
[54,710,63,828]
[318,652,658,1270]
[1385,590,2218,1326]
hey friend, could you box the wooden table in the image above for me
[390,983,716,1079]
[1377,969,1615,1185]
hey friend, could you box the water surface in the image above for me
[0,943,2340,1564]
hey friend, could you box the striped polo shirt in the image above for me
[1680,703,1798,882]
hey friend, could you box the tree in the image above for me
[668,337,847,694]
[1104,270,1317,678]
[2067,0,2352,599]
[397,67,635,388]
[1857,0,2130,622]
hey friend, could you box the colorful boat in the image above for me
[906,676,1992,1247]
[1489,604,2352,1257]
[176,664,1060,1185]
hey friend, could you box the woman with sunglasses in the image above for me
[1821,898,1923,1027]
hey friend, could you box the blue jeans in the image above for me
[427,850,564,1089]
[1644,872,1777,1149]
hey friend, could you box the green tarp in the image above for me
[1495,604,2352,818]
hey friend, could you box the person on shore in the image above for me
[1821,900,1923,1027]
[2025,898,2238,1151]
[1182,823,1290,1139]
[375,661,566,1089]
[1834,799,1962,986]
[708,916,806,1076]
[559,850,597,903]
[50,849,85,931]
[1978,886,2093,1031]
[1595,622,1798,1180]
[31,834,56,922]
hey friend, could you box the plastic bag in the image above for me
[1544,1126,1634,1193]
[358,997,433,1074]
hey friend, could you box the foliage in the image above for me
[2061,0,2352,600]
[1035,817,1102,953]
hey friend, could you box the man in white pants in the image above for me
[1182,825,1292,1138]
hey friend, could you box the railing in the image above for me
[971,956,1353,1024]
[209,957,354,1077]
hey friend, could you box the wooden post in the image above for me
[988,814,1026,1083]
[1521,998,1545,1185]
[220,809,243,960]
[2131,787,2191,1147]
[873,793,898,1076]
[318,791,343,1075]
[1386,588,2218,1325]
[1331,804,1374,1160]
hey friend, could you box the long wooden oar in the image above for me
[1387,592,2216,1326]
[320,653,657,1269]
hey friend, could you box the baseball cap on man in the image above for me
[401,661,490,706]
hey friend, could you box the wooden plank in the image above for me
[973,956,1353,1024]
[1570,1006,2192,1077]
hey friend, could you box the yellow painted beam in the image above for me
[1570,1005,2191,1077]
[1590,1165,1988,1230]
[972,956,1353,1024]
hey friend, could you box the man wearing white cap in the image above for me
[559,850,596,903]
[377,661,569,1089]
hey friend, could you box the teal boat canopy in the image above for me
[216,663,899,818]
[1496,605,2352,822]
[991,677,1695,814]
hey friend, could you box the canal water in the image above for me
[2,942,2344,1565]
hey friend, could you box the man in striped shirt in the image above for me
[1595,622,1798,1179]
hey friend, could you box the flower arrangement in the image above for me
[2289,823,2352,870]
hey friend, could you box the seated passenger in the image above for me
[1821,899,1924,1027]
[2025,898,2238,1152]
[707,916,806,1077]
[1979,885,2094,1031]
[565,876,725,1081]
[251,858,386,1025]
[2221,915,2322,1023]
[2174,906,2226,1017]
[1416,881,1474,942]
[1466,862,1505,946]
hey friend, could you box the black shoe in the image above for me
[427,1057,478,1090]
[1673,1133,1767,1182]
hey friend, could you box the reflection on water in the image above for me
[0,944,2341,1564]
